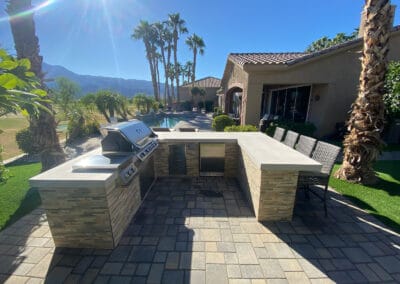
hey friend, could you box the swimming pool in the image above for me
[146,116,182,128]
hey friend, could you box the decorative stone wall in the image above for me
[238,149,298,221]
[225,142,239,177]
[39,175,142,249]
[107,176,141,245]
[238,150,261,216]
[259,170,298,221]
[154,142,169,176]
[185,143,199,176]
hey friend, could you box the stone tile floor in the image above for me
[0,177,399,283]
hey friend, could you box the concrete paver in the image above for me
[0,177,399,283]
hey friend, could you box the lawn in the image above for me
[330,160,400,233]
[0,162,42,231]
[0,116,29,160]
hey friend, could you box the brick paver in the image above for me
[0,177,399,283]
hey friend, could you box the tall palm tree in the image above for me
[153,22,170,106]
[167,13,188,104]
[185,34,205,83]
[7,0,65,171]
[132,20,160,101]
[335,0,394,184]
[184,61,193,84]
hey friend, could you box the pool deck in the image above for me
[0,177,399,283]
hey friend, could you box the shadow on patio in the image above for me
[1,177,399,283]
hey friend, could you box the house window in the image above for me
[270,86,311,122]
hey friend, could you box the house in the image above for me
[178,76,221,109]
[218,25,400,137]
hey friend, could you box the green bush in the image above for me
[384,61,400,119]
[0,145,10,183]
[212,115,235,131]
[16,128,38,154]
[224,125,258,132]
[266,121,316,137]
[67,118,100,141]
[213,107,224,118]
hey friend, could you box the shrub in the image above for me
[224,125,258,132]
[213,107,223,118]
[384,61,400,119]
[266,121,316,137]
[67,117,100,141]
[16,128,38,154]
[212,115,235,131]
[0,145,10,183]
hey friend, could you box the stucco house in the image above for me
[179,76,221,108]
[218,25,400,137]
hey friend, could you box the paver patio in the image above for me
[0,177,399,283]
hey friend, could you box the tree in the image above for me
[132,20,160,101]
[7,0,65,171]
[305,29,358,53]
[94,90,128,123]
[184,61,193,84]
[0,49,48,117]
[53,77,80,118]
[335,0,393,184]
[384,61,400,119]
[186,34,205,83]
[167,13,188,104]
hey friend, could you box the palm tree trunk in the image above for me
[192,48,197,83]
[7,0,65,171]
[173,37,180,104]
[335,0,393,184]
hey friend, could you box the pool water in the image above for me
[146,117,181,128]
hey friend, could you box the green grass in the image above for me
[330,160,400,233]
[0,162,42,231]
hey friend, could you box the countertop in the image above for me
[30,132,322,188]
[156,132,322,171]
[30,148,118,188]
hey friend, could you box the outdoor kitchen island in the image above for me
[30,131,321,249]
[154,132,322,222]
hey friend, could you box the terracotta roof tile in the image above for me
[229,52,307,66]
[228,25,400,67]
[181,76,221,88]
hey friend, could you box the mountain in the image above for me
[42,63,162,97]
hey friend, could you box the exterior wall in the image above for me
[178,86,219,104]
[223,32,400,137]
[221,62,249,116]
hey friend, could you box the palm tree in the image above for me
[335,0,394,184]
[7,0,65,171]
[167,64,176,106]
[132,20,160,101]
[184,61,193,84]
[153,22,170,106]
[167,13,188,104]
[186,34,205,83]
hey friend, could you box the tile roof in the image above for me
[228,25,400,67]
[229,52,307,66]
[181,76,221,88]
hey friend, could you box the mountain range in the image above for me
[43,63,162,97]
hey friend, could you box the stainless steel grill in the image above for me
[73,120,158,185]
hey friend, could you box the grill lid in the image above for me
[101,120,157,152]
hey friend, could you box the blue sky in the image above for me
[1,0,399,81]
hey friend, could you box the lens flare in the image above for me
[1,0,57,23]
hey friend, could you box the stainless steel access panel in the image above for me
[199,143,225,176]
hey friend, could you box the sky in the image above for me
[1,0,400,81]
